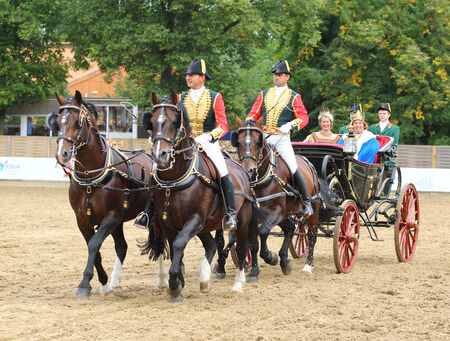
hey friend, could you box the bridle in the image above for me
[236,124,265,164]
[152,101,193,171]
[57,102,96,151]
[152,102,186,148]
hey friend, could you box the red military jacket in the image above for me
[247,87,308,134]
[179,89,228,140]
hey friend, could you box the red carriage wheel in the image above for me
[231,244,252,270]
[333,200,360,274]
[394,183,419,262]
[289,222,308,258]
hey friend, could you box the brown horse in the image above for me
[231,117,322,279]
[144,92,252,302]
[51,90,156,297]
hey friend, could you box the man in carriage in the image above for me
[339,103,362,134]
[135,59,237,231]
[246,60,313,217]
[337,109,380,163]
[369,102,400,165]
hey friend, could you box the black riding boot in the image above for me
[293,169,313,218]
[134,201,154,229]
[221,174,238,231]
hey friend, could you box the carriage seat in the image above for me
[374,136,395,164]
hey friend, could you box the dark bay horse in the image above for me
[143,92,252,302]
[231,117,323,279]
[52,90,157,296]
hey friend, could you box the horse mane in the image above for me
[64,96,98,120]
[243,119,257,128]
[83,101,98,120]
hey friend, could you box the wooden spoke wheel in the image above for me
[231,244,252,271]
[289,222,308,258]
[333,200,360,274]
[394,183,419,262]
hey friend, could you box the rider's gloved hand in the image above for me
[279,122,292,134]
[195,133,212,145]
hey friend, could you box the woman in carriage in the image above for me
[304,106,340,144]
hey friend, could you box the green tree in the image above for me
[291,0,449,145]
[0,0,68,134]
[62,0,268,111]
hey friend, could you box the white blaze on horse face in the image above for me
[57,139,64,157]
[198,257,211,283]
[154,140,161,160]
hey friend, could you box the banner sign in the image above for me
[0,157,449,192]
[0,157,68,182]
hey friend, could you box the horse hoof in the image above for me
[281,261,293,275]
[246,276,258,283]
[265,251,278,266]
[75,287,91,297]
[200,281,211,293]
[112,286,122,296]
[168,283,183,300]
[168,295,183,303]
[215,272,226,280]
[301,264,313,277]
[100,283,112,295]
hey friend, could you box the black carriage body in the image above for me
[289,141,419,273]
[292,142,383,211]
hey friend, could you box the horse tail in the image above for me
[137,225,166,261]
[251,203,278,232]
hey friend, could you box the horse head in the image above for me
[50,90,98,166]
[149,91,190,169]
[231,116,265,176]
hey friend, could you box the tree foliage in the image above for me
[0,0,68,134]
[291,0,449,144]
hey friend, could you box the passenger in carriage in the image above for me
[337,110,380,164]
[304,106,340,144]
[246,60,313,217]
[338,103,362,134]
[369,102,400,165]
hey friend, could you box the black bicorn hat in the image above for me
[271,60,292,76]
[378,103,391,113]
[184,59,211,80]
[350,103,362,113]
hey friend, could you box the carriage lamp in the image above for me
[343,125,357,154]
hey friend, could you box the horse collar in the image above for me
[153,148,199,189]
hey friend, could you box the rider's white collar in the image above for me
[190,86,205,105]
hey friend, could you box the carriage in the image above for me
[288,136,420,273]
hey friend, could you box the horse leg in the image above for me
[197,233,217,293]
[279,220,295,275]
[76,215,120,297]
[302,224,318,277]
[246,216,260,282]
[231,219,249,294]
[213,229,227,279]
[156,254,168,288]
[99,223,127,296]
[168,216,201,303]
[77,220,108,296]
[259,227,279,266]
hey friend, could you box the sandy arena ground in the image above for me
[0,180,449,340]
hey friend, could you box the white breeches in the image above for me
[201,140,229,177]
[265,133,298,174]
